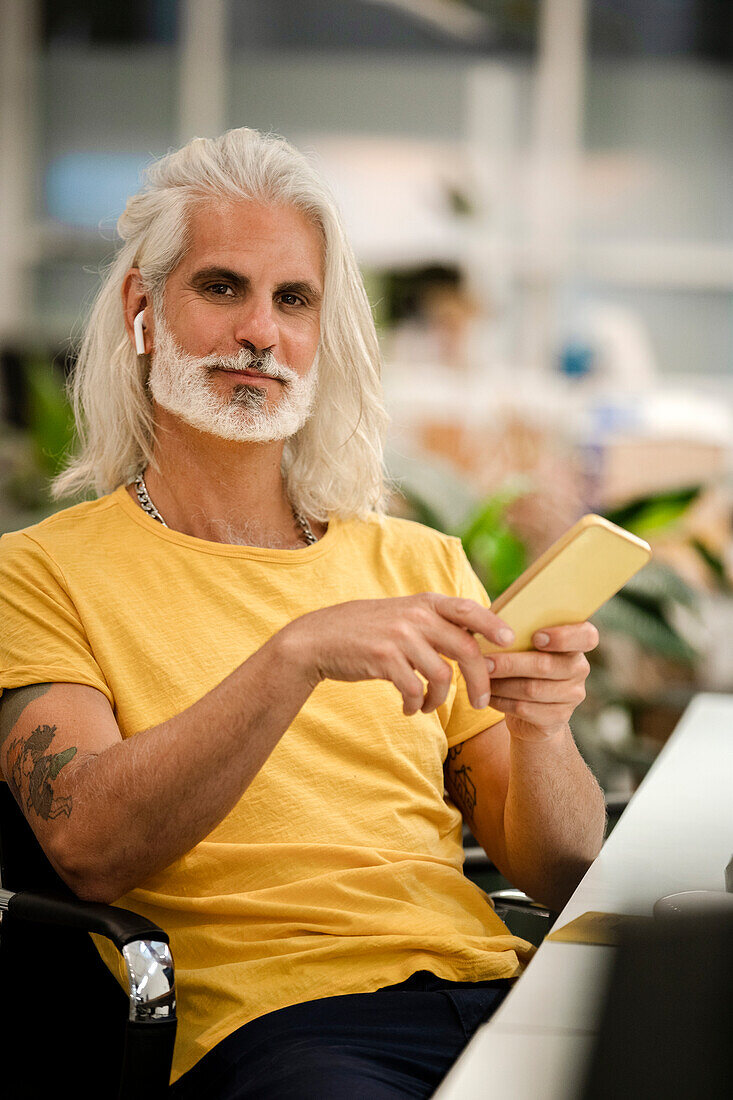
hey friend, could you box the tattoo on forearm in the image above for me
[446,743,477,827]
[6,722,77,820]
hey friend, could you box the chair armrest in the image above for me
[462,846,560,936]
[489,887,559,924]
[1,886,176,1099]
[0,885,175,1023]
[1,886,168,951]
[488,887,560,946]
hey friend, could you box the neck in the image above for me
[131,411,317,548]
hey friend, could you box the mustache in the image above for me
[202,348,295,383]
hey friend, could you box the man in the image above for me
[0,128,605,1097]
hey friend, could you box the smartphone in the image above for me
[477,514,652,655]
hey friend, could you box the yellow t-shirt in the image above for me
[0,485,535,1083]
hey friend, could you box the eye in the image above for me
[278,292,305,307]
[206,283,234,297]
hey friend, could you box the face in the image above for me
[146,200,324,443]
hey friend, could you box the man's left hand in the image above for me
[485,622,600,743]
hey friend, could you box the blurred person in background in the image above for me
[0,128,604,1098]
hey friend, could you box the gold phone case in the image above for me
[477,514,652,655]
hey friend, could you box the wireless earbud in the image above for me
[133,310,147,355]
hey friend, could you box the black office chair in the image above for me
[0,781,626,1098]
[0,782,176,1100]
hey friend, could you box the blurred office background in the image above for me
[1,0,732,796]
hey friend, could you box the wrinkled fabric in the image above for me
[0,486,534,1083]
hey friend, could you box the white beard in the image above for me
[147,315,320,443]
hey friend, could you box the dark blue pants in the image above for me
[169,970,513,1098]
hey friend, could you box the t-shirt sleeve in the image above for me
[441,537,505,750]
[0,530,112,704]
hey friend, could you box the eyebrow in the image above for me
[190,266,323,304]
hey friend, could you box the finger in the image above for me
[420,619,491,710]
[488,676,586,706]
[401,637,456,713]
[390,656,430,716]
[489,694,577,725]
[431,595,515,649]
[487,651,587,682]
[533,622,600,653]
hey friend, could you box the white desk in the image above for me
[433,692,733,1099]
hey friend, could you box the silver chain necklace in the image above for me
[132,472,317,546]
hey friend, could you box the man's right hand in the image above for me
[1,595,513,903]
[280,593,515,717]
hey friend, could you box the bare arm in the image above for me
[1,589,563,906]
[0,592,521,906]
[502,723,606,911]
[445,719,606,912]
[445,622,607,912]
[0,631,313,903]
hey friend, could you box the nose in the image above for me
[233,296,279,355]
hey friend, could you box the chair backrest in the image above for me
[0,782,128,1099]
[0,778,73,891]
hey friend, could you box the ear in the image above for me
[122,269,154,355]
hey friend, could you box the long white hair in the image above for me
[51,128,394,521]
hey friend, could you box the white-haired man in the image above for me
[0,129,605,1098]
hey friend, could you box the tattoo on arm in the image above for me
[1,684,77,820]
[445,743,477,828]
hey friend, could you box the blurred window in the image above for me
[587,0,733,61]
[581,63,732,243]
[229,0,504,55]
[42,0,177,45]
[466,0,733,61]
[19,0,733,371]
[46,154,147,229]
[562,285,733,379]
[571,23,733,381]
[38,46,177,229]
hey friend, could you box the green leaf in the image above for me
[465,528,528,600]
[385,445,479,534]
[689,538,730,591]
[25,360,75,478]
[619,560,699,610]
[604,487,702,536]
[459,476,533,547]
[593,597,698,662]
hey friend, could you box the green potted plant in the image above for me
[385,448,711,788]
[1,357,76,535]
